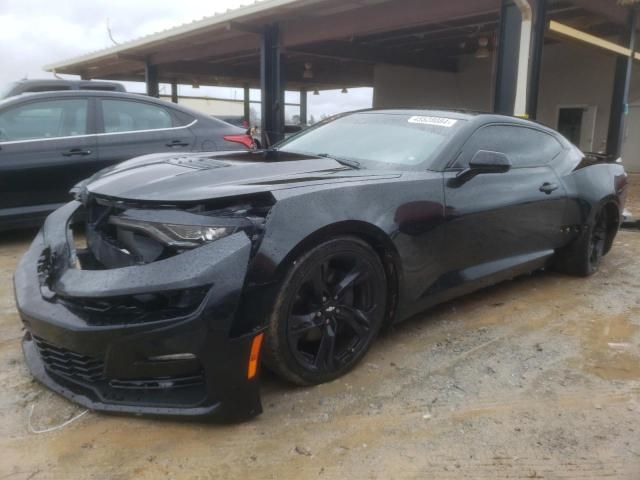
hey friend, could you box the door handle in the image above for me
[62,148,92,157]
[539,182,559,194]
[166,140,190,147]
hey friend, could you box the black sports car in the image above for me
[14,110,628,421]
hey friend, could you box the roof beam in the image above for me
[280,0,501,47]
[158,61,258,78]
[549,20,640,60]
[74,60,144,79]
[285,41,459,72]
[136,62,373,86]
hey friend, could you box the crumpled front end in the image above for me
[15,200,266,421]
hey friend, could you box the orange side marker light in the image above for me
[247,332,265,379]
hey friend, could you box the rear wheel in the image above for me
[263,237,387,385]
[554,206,612,277]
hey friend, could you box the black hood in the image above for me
[84,150,398,203]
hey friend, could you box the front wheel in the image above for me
[263,237,387,386]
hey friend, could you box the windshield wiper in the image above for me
[316,153,361,170]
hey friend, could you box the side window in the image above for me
[456,125,563,168]
[101,99,173,133]
[0,99,88,141]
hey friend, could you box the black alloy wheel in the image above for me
[263,237,387,385]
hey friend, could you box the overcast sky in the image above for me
[0,0,372,118]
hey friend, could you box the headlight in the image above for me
[109,215,247,249]
[164,224,235,243]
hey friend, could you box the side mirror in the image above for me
[457,150,512,181]
[469,150,511,172]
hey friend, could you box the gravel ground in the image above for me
[1,176,639,480]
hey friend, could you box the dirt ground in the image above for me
[1,177,639,480]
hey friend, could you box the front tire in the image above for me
[263,237,387,386]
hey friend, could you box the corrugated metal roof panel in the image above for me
[43,0,304,71]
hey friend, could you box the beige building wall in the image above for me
[372,58,492,112]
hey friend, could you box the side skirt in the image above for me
[395,250,555,323]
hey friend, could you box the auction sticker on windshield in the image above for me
[408,116,458,127]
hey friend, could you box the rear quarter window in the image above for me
[456,124,564,168]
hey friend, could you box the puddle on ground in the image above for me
[567,310,640,381]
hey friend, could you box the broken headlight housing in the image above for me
[108,210,254,249]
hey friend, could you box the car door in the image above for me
[0,96,97,218]
[96,97,195,167]
[439,124,567,288]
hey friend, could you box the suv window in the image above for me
[455,125,563,168]
[0,99,88,141]
[102,99,173,133]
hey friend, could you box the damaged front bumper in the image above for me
[15,201,264,421]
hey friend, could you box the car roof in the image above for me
[352,108,561,135]
[361,108,480,120]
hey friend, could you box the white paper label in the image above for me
[408,116,458,127]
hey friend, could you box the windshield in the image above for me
[277,112,465,170]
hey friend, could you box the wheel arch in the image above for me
[276,221,402,326]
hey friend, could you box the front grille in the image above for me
[58,286,210,326]
[32,336,207,406]
[33,336,105,383]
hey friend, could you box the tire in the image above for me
[554,206,611,277]
[263,237,387,386]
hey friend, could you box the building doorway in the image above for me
[557,105,597,152]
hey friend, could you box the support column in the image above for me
[243,83,251,126]
[494,0,544,119]
[527,0,546,119]
[494,1,522,115]
[300,88,308,126]
[607,7,637,159]
[170,81,178,103]
[261,24,285,147]
[145,61,159,98]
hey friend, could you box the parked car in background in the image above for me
[0,79,126,99]
[14,109,627,420]
[0,91,254,230]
